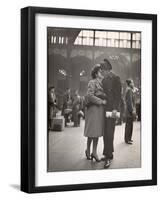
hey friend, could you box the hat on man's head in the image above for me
[126,79,132,86]
[101,58,112,70]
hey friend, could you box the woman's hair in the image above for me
[91,64,102,79]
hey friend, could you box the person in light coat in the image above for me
[84,64,106,162]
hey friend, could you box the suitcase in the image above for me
[51,116,65,131]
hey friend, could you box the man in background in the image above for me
[62,88,73,126]
[124,79,136,144]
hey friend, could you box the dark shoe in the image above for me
[104,159,111,169]
[85,150,91,160]
[129,140,133,142]
[91,153,100,162]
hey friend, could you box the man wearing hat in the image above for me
[101,59,122,168]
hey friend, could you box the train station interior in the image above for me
[47,27,141,172]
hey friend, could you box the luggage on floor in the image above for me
[50,116,65,131]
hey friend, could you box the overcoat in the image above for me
[125,87,135,118]
[84,79,105,138]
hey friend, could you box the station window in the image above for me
[73,30,141,49]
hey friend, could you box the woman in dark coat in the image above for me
[84,65,106,161]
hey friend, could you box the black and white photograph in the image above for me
[47,27,141,172]
[20,6,157,193]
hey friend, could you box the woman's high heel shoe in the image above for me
[85,150,91,160]
[91,153,100,162]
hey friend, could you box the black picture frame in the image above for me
[21,6,157,193]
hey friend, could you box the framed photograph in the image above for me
[21,6,157,193]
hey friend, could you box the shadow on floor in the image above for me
[10,184,20,191]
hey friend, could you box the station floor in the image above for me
[48,120,141,172]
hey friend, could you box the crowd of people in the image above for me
[48,87,85,128]
[48,58,141,169]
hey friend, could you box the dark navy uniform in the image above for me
[102,71,121,159]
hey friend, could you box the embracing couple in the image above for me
[84,59,121,169]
